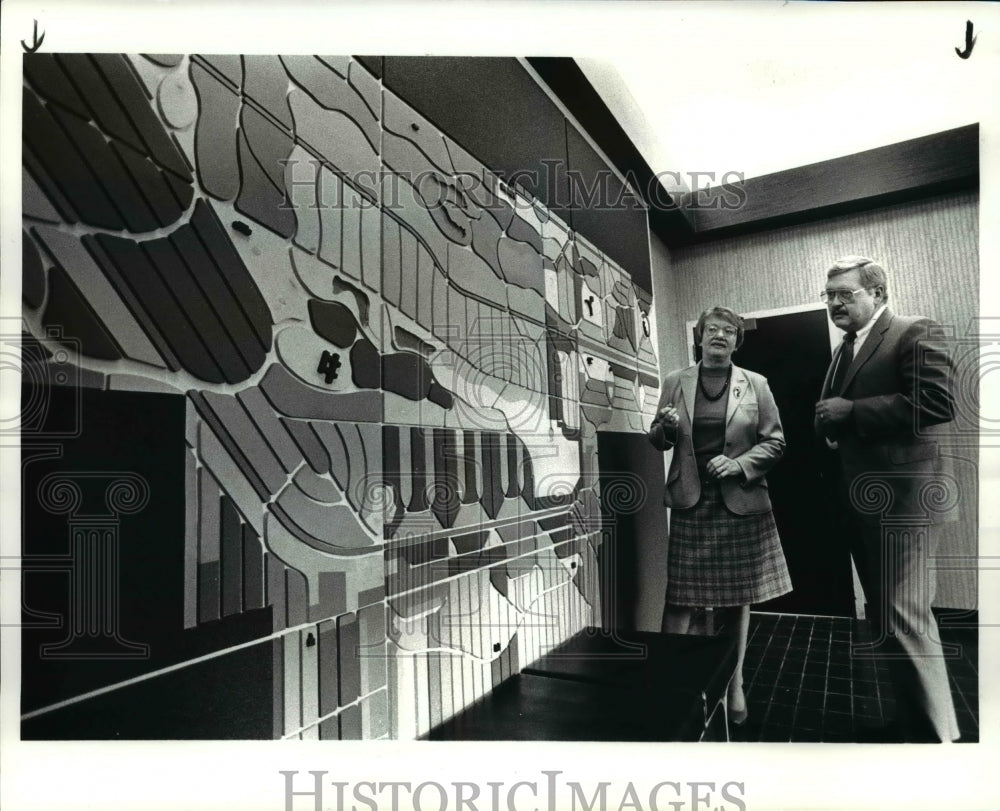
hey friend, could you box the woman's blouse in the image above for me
[692,364,730,478]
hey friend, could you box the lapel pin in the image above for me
[733,386,741,398]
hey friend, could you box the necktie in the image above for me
[829,331,857,396]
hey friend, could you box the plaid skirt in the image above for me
[665,482,792,607]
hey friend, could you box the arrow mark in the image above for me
[22,20,45,53]
[956,20,976,59]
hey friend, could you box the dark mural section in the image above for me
[20,54,658,739]
[20,387,275,738]
[565,123,651,294]
[380,56,652,291]
[381,57,574,225]
[596,431,668,632]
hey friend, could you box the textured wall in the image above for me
[655,192,980,610]
[20,54,658,739]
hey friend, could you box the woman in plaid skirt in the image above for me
[648,306,792,727]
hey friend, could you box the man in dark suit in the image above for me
[814,255,959,743]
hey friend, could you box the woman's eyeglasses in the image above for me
[704,325,737,337]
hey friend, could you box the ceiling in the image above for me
[575,3,991,191]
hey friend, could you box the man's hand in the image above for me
[815,397,854,425]
[707,455,742,479]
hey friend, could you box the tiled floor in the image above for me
[731,612,979,743]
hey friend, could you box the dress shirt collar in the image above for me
[851,304,887,351]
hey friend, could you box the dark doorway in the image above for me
[596,431,668,632]
[696,308,854,616]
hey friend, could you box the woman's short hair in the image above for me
[694,306,745,349]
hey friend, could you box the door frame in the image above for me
[685,301,865,619]
[685,302,841,365]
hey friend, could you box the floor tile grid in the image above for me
[745,616,850,741]
[779,618,807,738]
[944,629,979,740]
[791,620,831,742]
[831,624,857,734]
[951,681,979,738]
[744,615,803,741]
[739,614,977,743]
[851,622,895,733]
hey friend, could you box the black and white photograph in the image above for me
[1,1,996,809]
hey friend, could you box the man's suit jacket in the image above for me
[816,308,956,525]
[648,363,784,515]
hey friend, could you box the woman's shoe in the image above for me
[728,682,748,726]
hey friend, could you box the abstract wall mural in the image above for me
[19,54,659,739]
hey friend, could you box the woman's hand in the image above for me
[649,402,680,451]
[655,404,679,427]
[707,455,742,479]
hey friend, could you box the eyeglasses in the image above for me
[820,287,870,304]
[704,325,738,337]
